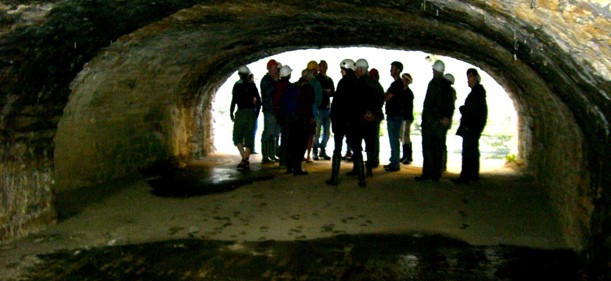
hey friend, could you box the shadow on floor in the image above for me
[21,233,582,281]
[142,159,278,198]
[54,175,141,221]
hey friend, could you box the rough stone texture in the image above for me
[0,0,609,276]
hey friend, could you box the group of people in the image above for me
[229,57,488,186]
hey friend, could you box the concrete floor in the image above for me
[0,153,570,280]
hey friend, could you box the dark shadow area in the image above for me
[54,175,141,221]
[21,234,582,281]
[141,160,277,198]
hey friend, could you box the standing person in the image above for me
[273,65,293,168]
[260,59,280,164]
[382,61,405,172]
[230,66,262,170]
[248,73,259,155]
[400,73,415,165]
[281,69,315,175]
[453,68,488,184]
[354,58,384,177]
[314,60,335,161]
[326,59,360,186]
[415,60,455,181]
[442,73,457,171]
[369,68,380,81]
[305,61,322,162]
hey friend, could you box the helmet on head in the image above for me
[267,59,278,69]
[307,60,318,70]
[340,59,356,71]
[402,73,413,83]
[443,73,455,84]
[238,65,250,75]
[356,58,369,69]
[280,65,293,78]
[432,60,445,72]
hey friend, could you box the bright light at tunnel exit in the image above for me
[212,48,518,173]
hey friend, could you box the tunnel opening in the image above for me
[1,1,607,278]
[209,47,520,175]
[47,1,601,268]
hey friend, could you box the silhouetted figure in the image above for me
[314,60,335,160]
[230,66,261,170]
[326,59,359,186]
[400,73,415,165]
[415,60,454,181]
[280,68,315,175]
[383,61,406,172]
[260,59,280,164]
[453,68,488,184]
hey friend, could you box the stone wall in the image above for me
[0,0,608,275]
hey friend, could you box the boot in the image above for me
[366,151,373,176]
[325,155,341,186]
[354,156,366,187]
[319,149,331,160]
[269,138,277,163]
[261,140,272,163]
[401,143,412,164]
[313,146,319,161]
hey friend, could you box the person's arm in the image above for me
[230,84,237,121]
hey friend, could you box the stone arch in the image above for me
[50,1,607,255]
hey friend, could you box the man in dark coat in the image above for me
[453,68,488,184]
[281,69,315,175]
[326,59,360,186]
[415,60,455,181]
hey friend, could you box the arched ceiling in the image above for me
[0,0,609,260]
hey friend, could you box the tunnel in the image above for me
[0,0,609,279]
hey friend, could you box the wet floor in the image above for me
[20,234,579,281]
[3,154,598,280]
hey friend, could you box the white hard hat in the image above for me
[432,60,445,72]
[280,65,293,78]
[443,73,455,84]
[238,65,250,75]
[340,59,356,71]
[356,58,369,69]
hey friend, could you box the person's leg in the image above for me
[347,126,365,187]
[430,135,445,181]
[385,116,402,171]
[461,130,480,181]
[319,109,331,159]
[416,129,433,180]
[372,120,381,167]
[313,110,322,160]
[293,124,309,175]
[261,113,274,163]
[400,120,413,164]
[306,134,314,162]
[327,124,345,186]
[242,110,257,169]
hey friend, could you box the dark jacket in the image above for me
[404,86,414,121]
[295,78,315,125]
[385,79,405,117]
[457,83,488,135]
[230,80,261,113]
[260,74,276,113]
[358,74,385,122]
[316,73,335,109]
[422,75,455,134]
[331,70,359,126]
